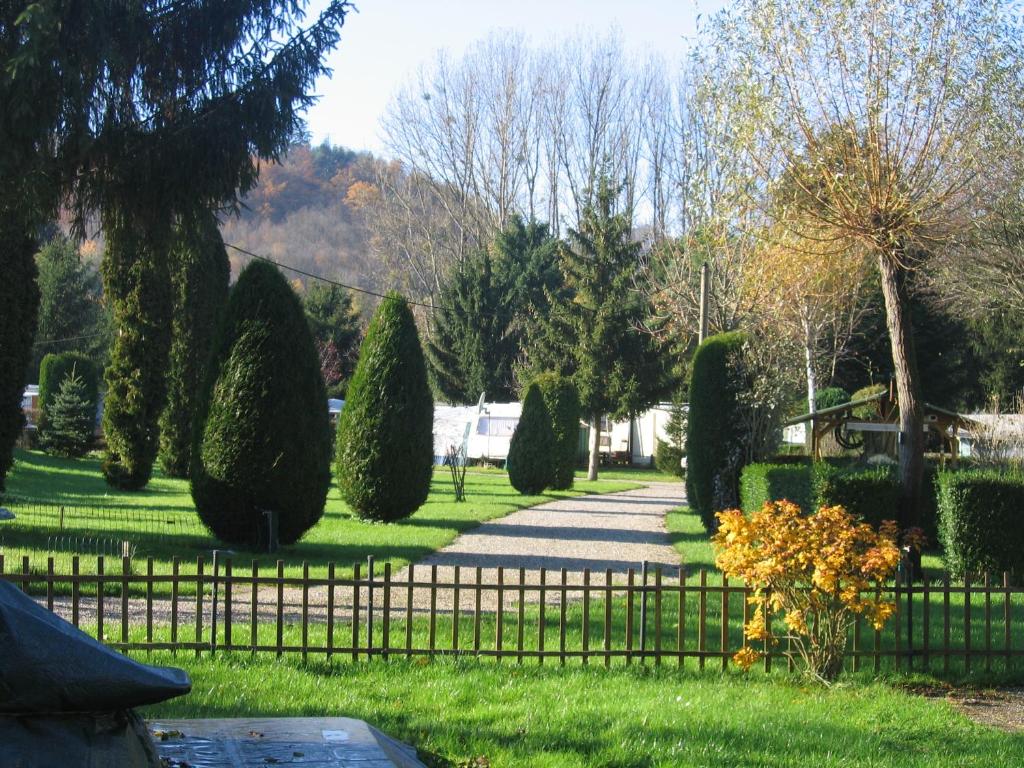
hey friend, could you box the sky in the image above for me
[303,0,724,156]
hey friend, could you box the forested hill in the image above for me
[220,141,384,297]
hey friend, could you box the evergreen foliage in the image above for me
[815,387,850,411]
[427,216,559,404]
[335,294,434,522]
[32,236,111,377]
[655,397,688,477]
[0,228,40,491]
[508,383,556,495]
[192,260,332,547]
[38,352,98,437]
[302,282,361,399]
[38,372,95,458]
[532,373,581,490]
[686,331,748,531]
[159,211,230,478]
[526,179,667,477]
[100,211,173,490]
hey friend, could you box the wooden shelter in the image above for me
[784,386,969,463]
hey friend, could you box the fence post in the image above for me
[210,550,220,655]
[640,560,649,656]
[900,551,913,670]
[367,555,375,657]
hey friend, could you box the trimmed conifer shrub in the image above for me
[191,261,332,547]
[38,352,98,430]
[0,228,39,492]
[101,212,173,490]
[159,211,230,478]
[655,397,687,477]
[39,372,95,458]
[508,383,556,494]
[533,373,580,490]
[335,294,434,522]
[686,331,748,531]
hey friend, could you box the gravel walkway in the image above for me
[43,480,687,625]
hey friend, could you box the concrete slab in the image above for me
[149,717,425,768]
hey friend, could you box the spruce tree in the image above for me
[507,383,556,495]
[655,397,687,478]
[101,211,173,489]
[38,352,98,442]
[527,178,668,480]
[532,373,580,490]
[39,372,95,458]
[192,261,332,547]
[159,211,230,478]
[336,294,434,522]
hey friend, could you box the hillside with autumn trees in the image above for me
[220,141,387,302]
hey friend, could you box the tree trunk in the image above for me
[588,414,601,481]
[877,250,924,532]
[803,317,817,416]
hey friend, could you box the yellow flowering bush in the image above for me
[712,500,902,683]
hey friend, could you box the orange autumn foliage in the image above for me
[712,500,902,682]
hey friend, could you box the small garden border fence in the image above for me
[2,552,1023,675]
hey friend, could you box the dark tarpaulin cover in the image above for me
[0,580,191,713]
[0,709,162,768]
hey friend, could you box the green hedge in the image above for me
[740,463,813,513]
[938,471,1024,579]
[532,373,580,490]
[508,383,555,495]
[813,463,900,529]
[686,331,747,531]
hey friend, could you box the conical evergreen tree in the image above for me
[191,261,332,547]
[159,211,230,478]
[532,373,580,490]
[101,210,173,490]
[507,383,556,495]
[336,294,434,522]
[39,371,95,458]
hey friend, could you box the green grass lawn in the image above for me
[139,653,1024,767]
[1,449,639,579]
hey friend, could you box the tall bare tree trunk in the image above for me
[878,250,924,532]
[803,316,817,416]
[588,414,601,481]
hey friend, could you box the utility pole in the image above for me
[698,261,710,343]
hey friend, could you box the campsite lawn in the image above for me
[0,449,639,580]
[140,652,1024,767]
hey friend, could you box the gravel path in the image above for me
[43,480,687,625]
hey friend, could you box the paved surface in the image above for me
[152,718,425,767]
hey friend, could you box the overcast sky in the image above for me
[303,0,723,156]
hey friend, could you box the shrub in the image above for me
[740,463,813,513]
[39,352,99,419]
[532,373,580,490]
[812,463,900,529]
[159,211,230,478]
[191,261,332,547]
[937,470,1024,579]
[656,398,687,477]
[335,294,434,522]
[686,331,748,531]
[655,439,686,477]
[508,383,556,494]
[38,372,95,458]
[815,386,850,411]
[714,501,901,682]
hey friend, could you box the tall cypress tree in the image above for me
[101,210,174,489]
[336,294,434,522]
[0,222,39,492]
[159,210,230,478]
[507,382,556,495]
